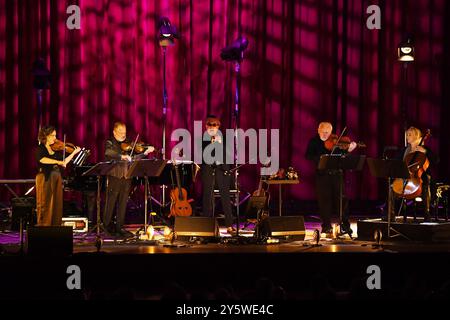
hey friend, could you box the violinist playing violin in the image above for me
[36,125,81,226]
[394,127,438,222]
[305,122,357,236]
[103,121,155,237]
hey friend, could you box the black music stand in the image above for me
[82,161,116,249]
[366,158,410,239]
[126,159,167,240]
[318,154,366,238]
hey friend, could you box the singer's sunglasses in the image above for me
[206,122,220,127]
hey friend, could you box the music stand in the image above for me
[318,154,366,237]
[366,158,410,239]
[82,161,116,248]
[126,159,167,239]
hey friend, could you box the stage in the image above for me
[2,218,450,300]
[1,0,450,303]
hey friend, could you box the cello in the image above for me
[392,129,431,199]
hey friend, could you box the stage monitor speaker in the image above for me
[26,226,73,256]
[259,216,305,241]
[11,197,36,231]
[174,217,219,238]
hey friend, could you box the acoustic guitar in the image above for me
[169,161,193,217]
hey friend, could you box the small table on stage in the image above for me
[263,179,300,216]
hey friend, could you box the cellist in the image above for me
[395,127,439,222]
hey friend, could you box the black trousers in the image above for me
[103,176,132,231]
[201,164,233,228]
[315,170,350,229]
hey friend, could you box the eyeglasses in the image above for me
[207,123,220,127]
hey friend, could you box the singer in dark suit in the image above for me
[201,115,235,234]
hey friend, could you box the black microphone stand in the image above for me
[224,59,248,245]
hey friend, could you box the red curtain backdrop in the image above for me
[1,0,449,202]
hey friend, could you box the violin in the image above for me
[51,139,77,153]
[392,129,431,199]
[120,141,159,155]
[324,134,366,151]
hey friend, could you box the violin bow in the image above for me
[62,134,67,163]
[129,134,140,158]
[330,126,347,155]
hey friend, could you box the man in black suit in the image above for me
[305,122,357,236]
[103,121,154,236]
[201,115,235,234]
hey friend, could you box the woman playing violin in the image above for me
[395,126,439,222]
[305,122,358,235]
[36,125,81,226]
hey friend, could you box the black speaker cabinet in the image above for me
[259,216,306,241]
[174,217,219,238]
[11,197,36,231]
[26,226,73,256]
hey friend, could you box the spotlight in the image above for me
[146,225,155,239]
[220,36,249,62]
[163,226,172,239]
[158,17,179,47]
[398,38,414,62]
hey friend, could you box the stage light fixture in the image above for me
[398,38,414,62]
[220,36,249,62]
[158,17,179,47]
